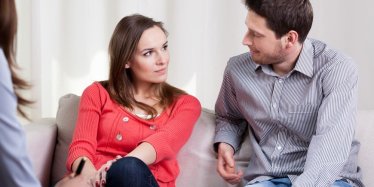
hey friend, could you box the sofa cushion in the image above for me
[356,110,374,185]
[176,108,251,187]
[24,118,57,187]
[50,94,80,185]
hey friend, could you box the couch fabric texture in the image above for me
[24,94,373,187]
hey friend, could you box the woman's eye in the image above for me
[144,51,152,56]
[162,45,168,51]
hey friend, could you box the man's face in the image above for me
[242,10,287,65]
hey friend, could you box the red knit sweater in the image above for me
[66,82,201,187]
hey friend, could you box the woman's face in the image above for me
[127,26,169,86]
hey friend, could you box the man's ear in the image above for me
[284,30,299,48]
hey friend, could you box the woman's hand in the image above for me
[95,155,122,187]
[66,157,97,186]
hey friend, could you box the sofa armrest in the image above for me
[24,118,57,187]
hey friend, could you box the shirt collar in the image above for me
[252,38,314,78]
[254,63,261,71]
[293,38,314,78]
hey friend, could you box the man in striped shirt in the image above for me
[213,0,363,186]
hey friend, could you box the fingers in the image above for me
[95,156,121,187]
[216,144,242,185]
[99,166,109,187]
[217,158,242,184]
[226,169,243,185]
[95,164,108,187]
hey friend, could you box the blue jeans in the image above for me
[106,157,159,187]
[244,177,352,187]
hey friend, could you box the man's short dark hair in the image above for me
[244,0,313,43]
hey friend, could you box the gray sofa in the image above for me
[24,94,374,187]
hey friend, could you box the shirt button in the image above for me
[122,117,129,122]
[272,103,277,109]
[150,125,156,130]
[116,133,123,141]
[278,79,284,83]
[276,145,282,150]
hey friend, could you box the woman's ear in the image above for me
[125,63,130,69]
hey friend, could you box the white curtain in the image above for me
[15,0,374,119]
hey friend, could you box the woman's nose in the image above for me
[157,52,168,65]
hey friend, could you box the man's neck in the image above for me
[272,43,303,76]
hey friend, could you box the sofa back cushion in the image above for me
[50,94,80,185]
[176,108,251,187]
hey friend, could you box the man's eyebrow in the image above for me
[248,26,265,36]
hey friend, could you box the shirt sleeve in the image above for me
[213,60,247,152]
[66,83,102,171]
[0,49,41,187]
[293,58,358,186]
[142,95,201,163]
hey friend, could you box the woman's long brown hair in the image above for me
[0,0,33,119]
[101,14,185,119]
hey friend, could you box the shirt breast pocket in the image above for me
[284,104,318,141]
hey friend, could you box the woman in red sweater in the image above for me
[60,14,201,187]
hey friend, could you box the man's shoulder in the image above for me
[305,39,357,87]
[226,52,253,69]
[307,38,355,71]
[308,38,353,63]
[228,52,251,63]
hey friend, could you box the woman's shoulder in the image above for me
[81,81,110,101]
[174,94,201,109]
[82,81,106,93]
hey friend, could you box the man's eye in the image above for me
[162,45,168,51]
[248,30,261,38]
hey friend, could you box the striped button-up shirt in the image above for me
[214,38,363,187]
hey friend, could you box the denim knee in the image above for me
[106,156,158,187]
[108,157,148,177]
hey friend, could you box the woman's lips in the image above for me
[155,68,167,74]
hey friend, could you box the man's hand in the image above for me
[217,142,243,185]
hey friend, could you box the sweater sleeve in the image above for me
[142,95,201,163]
[66,83,103,171]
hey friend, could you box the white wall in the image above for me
[15,0,374,119]
[310,0,374,110]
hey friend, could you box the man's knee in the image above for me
[331,179,352,187]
